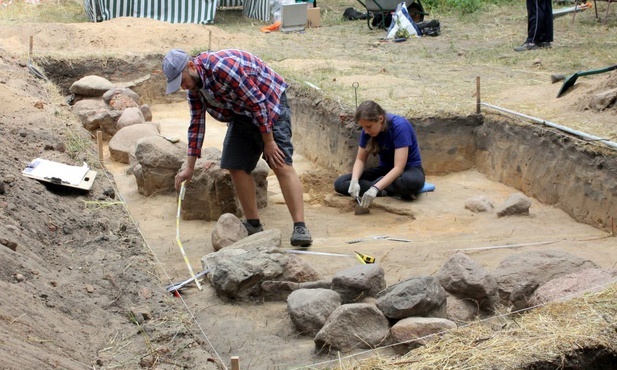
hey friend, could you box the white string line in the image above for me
[280,278,617,370]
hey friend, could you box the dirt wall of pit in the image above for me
[290,85,617,232]
[474,118,617,231]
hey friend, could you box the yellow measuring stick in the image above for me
[176,182,202,291]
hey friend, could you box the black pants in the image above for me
[525,0,553,44]
[333,166,425,197]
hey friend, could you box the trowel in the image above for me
[354,197,370,215]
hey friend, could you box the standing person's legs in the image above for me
[271,92,312,246]
[220,115,263,231]
[538,0,553,44]
[526,0,538,44]
[271,164,304,223]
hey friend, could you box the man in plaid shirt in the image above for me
[163,48,312,247]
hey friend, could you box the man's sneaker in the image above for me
[514,42,537,52]
[290,225,312,247]
[243,221,263,235]
[537,42,552,48]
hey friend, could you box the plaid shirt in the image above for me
[185,49,287,157]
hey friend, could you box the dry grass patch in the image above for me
[331,283,617,370]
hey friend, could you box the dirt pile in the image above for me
[0,48,215,369]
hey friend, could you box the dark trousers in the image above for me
[334,166,425,197]
[526,0,553,44]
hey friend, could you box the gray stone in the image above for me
[116,107,145,130]
[445,294,480,323]
[108,123,160,164]
[465,195,493,213]
[528,268,617,307]
[390,317,457,351]
[496,193,532,218]
[211,213,248,251]
[436,253,498,310]
[69,75,114,97]
[493,250,597,309]
[180,151,269,221]
[287,288,341,336]
[314,303,390,353]
[103,87,141,107]
[202,245,321,301]
[133,136,185,196]
[331,263,386,303]
[376,276,447,319]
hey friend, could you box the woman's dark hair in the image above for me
[355,100,387,155]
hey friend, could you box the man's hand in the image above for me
[360,186,380,208]
[263,141,285,168]
[348,179,360,199]
[175,168,194,190]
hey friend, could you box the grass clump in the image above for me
[0,0,88,24]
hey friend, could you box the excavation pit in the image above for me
[32,53,617,369]
[0,11,616,369]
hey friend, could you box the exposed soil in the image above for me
[1,10,616,370]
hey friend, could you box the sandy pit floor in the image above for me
[102,102,616,369]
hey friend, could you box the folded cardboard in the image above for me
[307,7,321,28]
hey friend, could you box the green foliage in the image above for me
[421,0,512,14]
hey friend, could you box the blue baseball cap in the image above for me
[163,49,190,94]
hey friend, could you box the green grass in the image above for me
[0,0,88,24]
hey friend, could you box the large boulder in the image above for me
[180,149,269,221]
[69,75,114,97]
[314,303,390,353]
[132,136,185,196]
[108,123,160,164]
[493,250,597,310]
[436,253,498,310]
[287,288,341,336]
[202,244,321,301]
[331,263,386,303]
[528,268,617,307]
[376,276,447,319]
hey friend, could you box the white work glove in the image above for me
[348,179,360,199]
[361,186,380,208]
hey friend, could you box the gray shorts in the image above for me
[220,92,294,173]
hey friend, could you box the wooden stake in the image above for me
[29,35,33,60]
[230,356,240,370]
[476,75,481,114]
[97,130,104,162]
[208,29,212,51]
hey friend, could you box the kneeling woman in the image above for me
[334,100,425,208]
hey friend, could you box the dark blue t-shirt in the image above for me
[359,113,422,169]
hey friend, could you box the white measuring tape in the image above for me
[176,182,202,290]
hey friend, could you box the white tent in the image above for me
[84,0,270,24]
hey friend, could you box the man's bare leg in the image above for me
[228,169,259,220]
[272,164,312,247]
[271,164,304,222]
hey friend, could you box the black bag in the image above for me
[416,19,440,36]
[343,7,368,21]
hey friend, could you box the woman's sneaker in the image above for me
[291,225,312,247]
[243,221,264,235]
